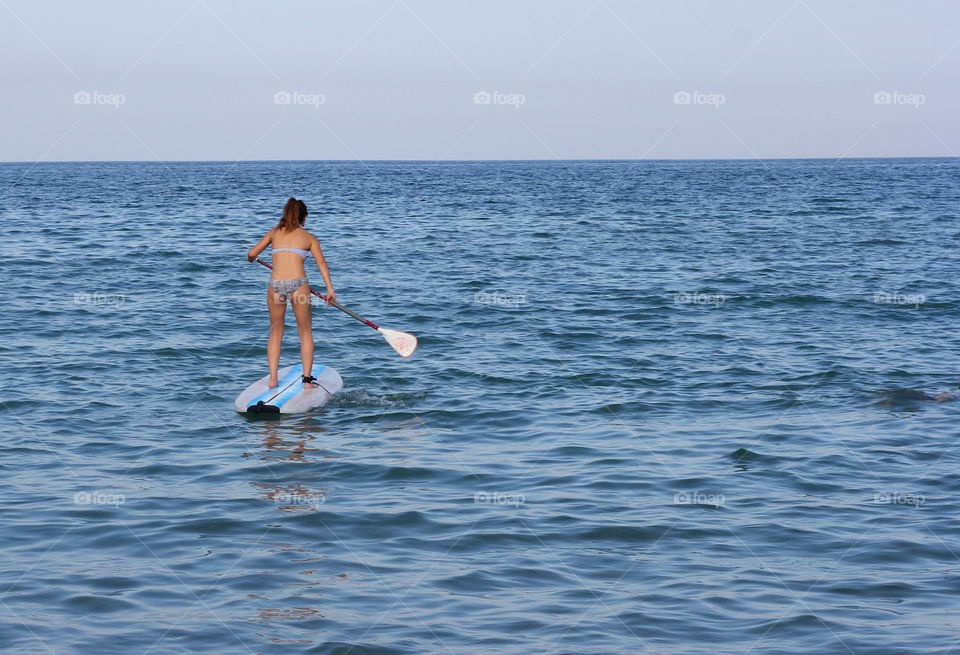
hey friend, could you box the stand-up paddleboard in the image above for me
[234,364,342,415]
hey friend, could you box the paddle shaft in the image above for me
[256,258,380,331]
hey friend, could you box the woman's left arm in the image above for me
[247,229,274,262]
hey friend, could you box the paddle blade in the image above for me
[379,328,418,358]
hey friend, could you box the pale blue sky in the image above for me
[1,0,957,161]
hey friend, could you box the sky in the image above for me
[1,0,957,161]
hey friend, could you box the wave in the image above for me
[873,388,960,406]
[327,388,426,409]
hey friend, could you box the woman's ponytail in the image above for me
[276,197,301,231]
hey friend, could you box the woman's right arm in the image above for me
[247,229,274,262]
[310,235,336,304]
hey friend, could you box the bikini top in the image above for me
[272,247,310,259]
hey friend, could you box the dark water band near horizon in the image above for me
[1,158,960,654]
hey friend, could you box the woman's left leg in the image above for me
[267,288,287,386]
[290,284,316,388]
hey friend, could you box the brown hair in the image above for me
[276,197,308,231]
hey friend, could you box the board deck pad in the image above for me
[234,364,342,414]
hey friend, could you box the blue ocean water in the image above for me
[1,158,959,654]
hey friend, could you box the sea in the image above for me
[1,158,959,654]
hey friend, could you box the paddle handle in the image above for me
[328,299,379,330]
[255,258,380,331]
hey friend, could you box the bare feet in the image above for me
[268,376,278,388]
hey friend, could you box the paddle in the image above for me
[255,258,418,358]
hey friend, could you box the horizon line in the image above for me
[1,155,957,165]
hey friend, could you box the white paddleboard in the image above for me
[234,363,342,415]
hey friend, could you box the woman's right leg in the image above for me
[267,288,287,386]
[289,284,315,387]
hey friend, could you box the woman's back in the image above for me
[270,226,314,279]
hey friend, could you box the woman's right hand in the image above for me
[326,290,337,305]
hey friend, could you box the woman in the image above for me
[247,198,336,388]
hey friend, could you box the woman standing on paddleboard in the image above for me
[247,198,336,389]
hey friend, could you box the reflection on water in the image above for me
[242,420,335,462]
[245,420,344,512]
[251,480,331,513]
